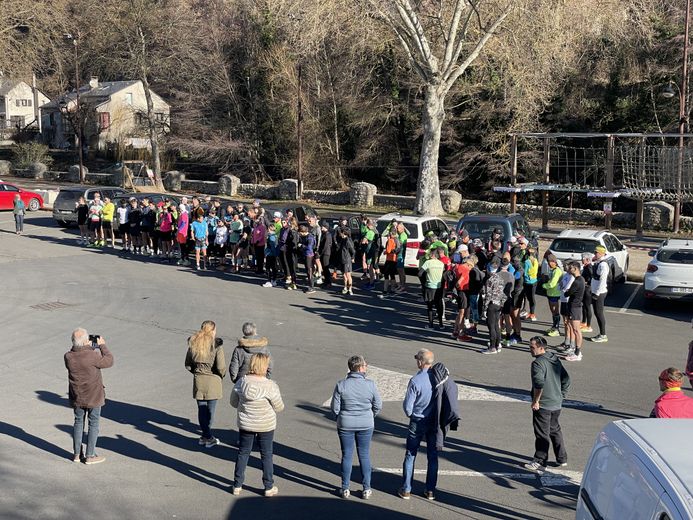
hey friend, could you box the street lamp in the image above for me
[64,32,85,183]
[674,0,691,233]
[288,12,304,199]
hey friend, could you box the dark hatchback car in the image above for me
[53,186,128,227]
[456,213,539,250]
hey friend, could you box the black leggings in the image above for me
[523,283,537,314]
[427,297,444,327]
[305,255,315,288]
[266,256,277,281]
[486,303,502,349]
[582,287,592,326]
[281,252,297,283]
[592,293,607,335]
[180,240,189,261]
[254,245,265,273]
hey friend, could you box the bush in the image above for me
[12,143,54,169]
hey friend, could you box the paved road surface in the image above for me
[0,213,691,520]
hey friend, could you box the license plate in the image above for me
[672,287,693,294]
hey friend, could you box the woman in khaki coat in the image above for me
[185,320,227,448]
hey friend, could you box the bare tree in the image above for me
[368,0,513,214]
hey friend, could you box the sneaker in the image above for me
[305,288,316,294]
[341,287,348,294]
[546,328,560,337]
[424,491,435,501]
[290,283,298,291]
[591,335,608,343]
[508,335,519,345]
[84,455,106,465]
[556,462,568,467]
[529,314,537,322]
[340,489,350,499]
[262,281,273,288]
[198,437,207,445]
[264,486,279,497]
[564,352,583,362]
[205,437,220,448]
[397,488,411,500]
[316,276,324,285]
[480,348,499,355]
[554,343,570,353]
[73,453,82,463]
[520,311,529,319]
[232,487,242,496]
[377,293,389,299]
[524,461,545,474]
[347,288,353,295]
[287,283,295,291]
[580,325,593,333]
[362,489,372,500]
[195,264,200,271]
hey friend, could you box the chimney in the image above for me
[89,76,98,89]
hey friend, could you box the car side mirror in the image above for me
[648,250,656,257]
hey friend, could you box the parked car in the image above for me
[644,238,693,301]
[53,186,128,227]
[576,418,693,520]
[375,212,449,268]
[265,204,319,226]
[547,229,629,283]
[112,192,181,208]
[456,213,539,250]
[0,182,44,212]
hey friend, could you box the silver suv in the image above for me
[53,186,127,227]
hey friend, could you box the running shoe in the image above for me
[520,311,529,319]
[564,352,583,362]
[348,288,353,295]
[580,325,593,333]
[340,489,350,499]
[341,287,348,294]
[480,348,499,355]
[305,288,316,294]
[546,328,560,337]
[262,281,273,288]
[362,489,372,500]
[524,461,545,474]
[529,314,537,322]
[590,335,608,343]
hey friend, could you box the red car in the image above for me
[0,182,44,211]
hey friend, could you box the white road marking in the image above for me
[322,365,601,409]
[374,467,582,487]
[619,284,641,313]
[606,310,643,317]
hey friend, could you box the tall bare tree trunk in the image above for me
[415,86,444,215]
[141,73,163,190]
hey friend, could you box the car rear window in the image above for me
[550,239,599,253]
[657,249,693,264]
[56,190,80,202]
[376,221,417,237]
[459,220,505,239]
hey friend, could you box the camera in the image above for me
[215,337,224,347]
[88,334,101,348]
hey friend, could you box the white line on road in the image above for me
[619,283,641,313]
[373,467,583,487]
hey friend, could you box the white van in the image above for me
[576,419,693,520]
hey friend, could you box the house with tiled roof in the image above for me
[41,77,169,152]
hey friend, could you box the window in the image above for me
[98,112,111,130]
[135,113,146,126]
[3,184,19,192]
[15,99,20,107]
[22,99,32,107]
[603,235,620,252]
[155,112,166,121]
[550,239,599,253]
[657,249,693,264]
[124,92,133,105]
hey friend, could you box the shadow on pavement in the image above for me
[0,420,73,461]
[226,497,422,520]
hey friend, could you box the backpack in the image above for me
[443,267,457,288]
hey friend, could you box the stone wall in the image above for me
[303,189,350,205]
[373,194,416,209]
[180,179,219,195]
[237,183,279,200]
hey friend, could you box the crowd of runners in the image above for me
[70,193,614,362]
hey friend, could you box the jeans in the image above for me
[14,214,24,233]
[469,294,480,322]
[338,428,373,491]
[486,303,502,348]
[73,406,101,457]
[401,416,438,493]
[234,430,274,490]
[532,408,567,466]
[592,293,607,335]
[197,399,217,439]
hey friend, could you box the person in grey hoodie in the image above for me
[525,336,571,474]
[229,322,272,382]
[331,355,382,499]
[230,353,284,497]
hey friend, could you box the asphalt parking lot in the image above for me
[0,213,691,520]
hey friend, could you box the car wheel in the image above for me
[28,198,40,211]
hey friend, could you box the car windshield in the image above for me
[657,249,693,264]
[459,220,505,239]
[376,221,417,237]
[56,191,80,202]
[550,238,599,253]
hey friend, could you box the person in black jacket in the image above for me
[562,262,586,362]
[337,227,355,295]
[580,253,593,333]
[318,220,333,288]
[429,362,459,451]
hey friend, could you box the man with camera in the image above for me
[64,328,114,464]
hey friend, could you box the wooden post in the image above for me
[510,134,518,213]
[541,139,550,231]
[605,135,615,230]
[635,137,645,238]
[636,198,644,238]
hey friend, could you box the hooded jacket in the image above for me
[230,376,284,432]
[64,344,114,409]
[430,362,460,450]
[531,351,570,411]
[229,337,272,383]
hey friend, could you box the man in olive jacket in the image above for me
[524,336,570,474]
[64,328,114,465]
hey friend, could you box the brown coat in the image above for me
[64,344,114,409]
[185,345,227,400]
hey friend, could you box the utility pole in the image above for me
[296,61,304,199]
[65,32,85,183]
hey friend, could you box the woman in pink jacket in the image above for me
[251,216,267,275]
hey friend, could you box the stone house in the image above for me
[41,78,170,152]
[0,77,50,133]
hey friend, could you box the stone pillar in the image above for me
[0,160,11,176]
[643,201,674,231]
[279,178,299,200]
[350,182,377,207]
[218,174,241,196]
[28,162,48,180]
[163,170,184,192]
[440,189,462,214]
[67,164,88,183]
